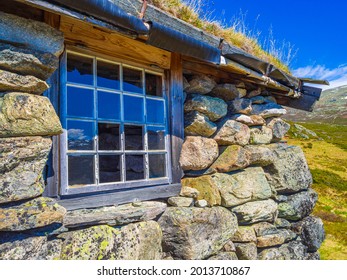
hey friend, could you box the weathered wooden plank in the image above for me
[1,0,43,21]
[58,183,182,210]
[168,53,184,184]
[60,16,171,69]
[275,93,320,112]
[43,10,60,30]
[302,85,323,100]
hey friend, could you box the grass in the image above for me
[286,124,347,260]
[148,0,292,73]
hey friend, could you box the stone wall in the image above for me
[0,12,324,260]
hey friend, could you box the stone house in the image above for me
[0,0,325,260]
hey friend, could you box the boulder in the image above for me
[231,199,278,225]
[228,98,252,114]
[210,145,250,173]
[180,186,200,198]
[0,11,64,56]
[212,167,272,207]
[185,75,216,94]
[263,145,313,194]
[256,229,296,248]
[184,111,217,137]
[266,118,291,141]
[63,201,167,228]
[60,221,162,260]
[234,242,257,260]
[0,70,48,94]
[167,197,194,207]
[179,136,219,171]
[249,96,266,104]
[251,103,287,118]
[246,88,262,98]
[211,83,246,101]
[306,252,321,260]
[208,252,238,260]
[249,126,273,144]
[230,114,265,126]
[0,197,66,231]
[244,145,275,166]
[223,240,236,252]
[184,94,227,121]
[231,226,257,243]
[258,241,307,260]
[158,207,238,260]
[181,176,221,206]
[195,199,208,208]
[213,120,250,146]
[278,189,318,221]
[0,43,58,80]
[0,136,51,204]
[0,92,62,137]
[291,215,325,252]
[274,218,291,229]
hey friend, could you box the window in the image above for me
[60,51,170,195]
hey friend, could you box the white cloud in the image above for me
[292,65,347,90]
[68,129,88,140]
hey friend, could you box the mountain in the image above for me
[284,85,347,125]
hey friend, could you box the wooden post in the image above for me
[168,53,184,185]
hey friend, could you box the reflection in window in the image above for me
[98,123,120,151]
[123,67,142,93]
[123,95,144,122]
[97,60,120,90]
[147,99,165,124]
[125,125,143,150]
[67,86,94,118]
[99,155,121,183]
[148,126,165,150]
[68,155,94,186]
[68,120,94,150]
[146,73,162,97]
[98,91,120,120]
[126,155,144,181]
[67,53,93,85]
[149,154,166,178]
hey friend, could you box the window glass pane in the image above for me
[148,126,165,150]
[124,125,143,150]
[67,120,94,150]
[97,60,120,90]
[67,86,94,118]
[123,67,142,93]
[126,155,144,181]
[67,53,93,85]
[149,154,166,178]
[123,95,144,122]
[68,155,94,186]
[98,123,120,151]
[146,73,162,97]
[147,99,165,124]
[99,155,121,183]
[98,91,120,120]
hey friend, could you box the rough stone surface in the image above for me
[212,167,272,207]
[249,126,273,144]
[180,186,200,198]
[0,11,64,56]
[231,199,278,225]
[185,75,216,94]
[258,241,307,260]
[211,83,246,101]
[213,119,250,146]
[181,176,221,206]
[266,118,291,141]
[60,221,162,260]
[208,252,238,260]
[264,145,313,194]
[184,111,217,137]
[231,226,257,243]
[0,136,52,204]
[291,216,325,252]
[0,43,58,80]
[180,136,219,171]
[251,103,287,118]
[0,197,66,231]
[0,92,63,137]
[168,197,194,207]
[228,98,252,114]
[210,145,250,173]
[223,240,236,252]
[249,96,266,104]
[249,115,266,126]
[244,145,275,166]
[278,189,318,221]
[234,242,257,260]
[195,199,208,208]
[256,229,296,248]
[274,218,291,229]
[0,70,48,94]
[306,252,321,260]
[246,88,262,98]
[184,94,227,121]
[63,201,167,228]
[158,207,238,260]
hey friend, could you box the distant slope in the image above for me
[284,85,347,125]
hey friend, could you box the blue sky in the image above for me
[197,0,347,88]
